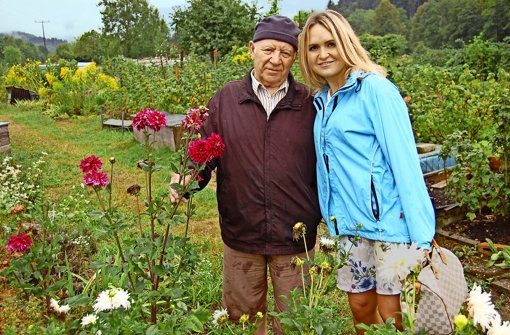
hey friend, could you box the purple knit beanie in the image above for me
[252,15,301,50]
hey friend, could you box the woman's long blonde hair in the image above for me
[298,10,387,90]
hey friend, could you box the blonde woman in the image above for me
[298,10,435,333]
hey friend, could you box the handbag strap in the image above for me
[432,239,448,265]
[424,239,447,280]
[424,251,440,279]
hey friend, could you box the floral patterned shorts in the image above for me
[336,236,403,295]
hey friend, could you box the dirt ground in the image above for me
[426,177,510,245]
[436,235,510,320]
[445,215,510,245]
[426,174,510,321]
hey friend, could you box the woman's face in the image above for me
[306,23,345,89]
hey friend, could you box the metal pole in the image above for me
[35,20,50,55]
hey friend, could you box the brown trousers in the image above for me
[222,243,314,335]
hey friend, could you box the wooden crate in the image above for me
[0,122,11,153]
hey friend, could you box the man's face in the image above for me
[249,39,296,90]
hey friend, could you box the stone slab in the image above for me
[431,180,447,189]
[103,119,132,128]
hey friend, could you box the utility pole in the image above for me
[35,20,50,56]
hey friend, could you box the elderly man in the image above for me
[171,15,321,334]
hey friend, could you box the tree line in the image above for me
[0,0,509,66]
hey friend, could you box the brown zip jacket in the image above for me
[199,71,321,255]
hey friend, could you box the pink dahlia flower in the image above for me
[132,109,167,132]
[80,155,103,173]
[83,171,110,188]
[183,106,209,131]
[188,139,209,165]
[7,233,32,253]
[205,133,225,159]
[188,133,225,165]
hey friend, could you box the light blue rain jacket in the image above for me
[313,71,435,249]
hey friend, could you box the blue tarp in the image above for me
[418,145,456,174]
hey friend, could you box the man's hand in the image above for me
[169,173,192,203]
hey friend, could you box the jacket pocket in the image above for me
[370,176,380,221]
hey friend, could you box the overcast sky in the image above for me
[0,0,329,41]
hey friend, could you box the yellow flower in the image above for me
[292,222,306,240]
[5,66,23,86]
[38,87,47,97]
[72,68,85,83]
[84,62,97,74]
[60,67,70,79]
[239,314,249,324]
[321,260,331,272]
[454,314,468,330]
[291,256,305,270]
[45,73,57,86]
[98,73,118,90]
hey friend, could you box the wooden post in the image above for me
[100,105,105,129]
[121,111,125,134]
[213,49,219,65]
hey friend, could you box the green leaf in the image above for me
[182,314,204,332]
[151,265,167,276]
[146,325,160,335]
[65,294,91,306]
[466,212,477,220]
[87,210,104,218]
[65,252,75,296]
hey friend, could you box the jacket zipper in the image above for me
[370,177,380,221]
[323,154,329,173]
[369,150,380,221]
